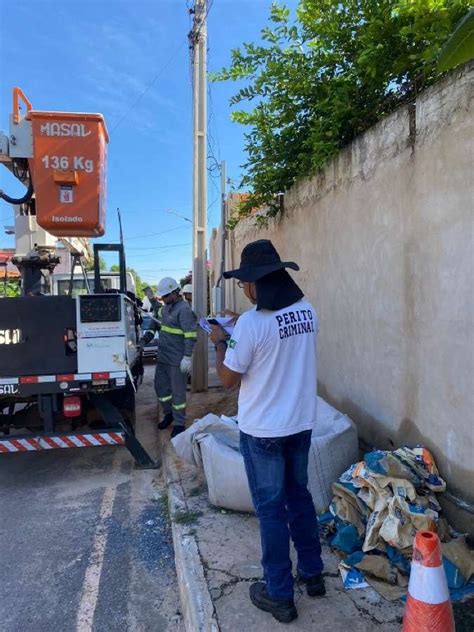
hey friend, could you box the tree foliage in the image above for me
[179,271,192,287]
[0,279,20,297]
[438,7,474,71]
[109,264,153,300]
[212,0,470,223]
[84,255,106,272]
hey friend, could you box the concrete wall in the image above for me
[213,64,474,521]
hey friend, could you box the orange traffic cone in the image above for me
[402,530,454,632]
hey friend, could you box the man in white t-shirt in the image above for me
[210,240,324,624]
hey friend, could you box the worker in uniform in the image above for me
[144,286,162,318]
[141,277,197,438]
[182,283,193,304]
[210,240,324,624]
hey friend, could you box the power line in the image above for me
[124,225,190,241]
[133,269,190,273]
[128,245,192,258]
[118,207,191,215]
[207,83,221,167]
[120,208,192,223]
[110,38,188,134]
[207,176,220,224]
[126,242,191,251]
[165,209,192,223]
[205,18,222,177]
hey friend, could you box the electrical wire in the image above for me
[135,269,189,273]
[188,0,223,226]
[124,225,190,241]
[0,158,33,205]
[207,176,220,224]
[110,38,188,134]
[188,0,214,56]
[117,208,192,217]
[127,244,192,257]
[207,81,222,167]
[126,242,191,251]
[12,159,29,183]
[193,0,214,38]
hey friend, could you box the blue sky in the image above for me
[0,0,298,284]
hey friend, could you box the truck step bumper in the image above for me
[0,431,125,453]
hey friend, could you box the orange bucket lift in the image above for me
[13,87,108,237]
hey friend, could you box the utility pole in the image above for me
[190,0,208,392]
[218,160,227,313]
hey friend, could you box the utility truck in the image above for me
[0,88,157,467]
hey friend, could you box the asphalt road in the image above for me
[0,365,183,632]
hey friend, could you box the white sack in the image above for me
[307,397,359,514]
[172,398,358,515]
[198,434,254,513]
[171,413,239,467]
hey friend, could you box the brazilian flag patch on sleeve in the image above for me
[228,338,237,349]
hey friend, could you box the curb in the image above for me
[159,432,220,632]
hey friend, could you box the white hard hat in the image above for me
[157,276,179,297]
[182,284,193,294]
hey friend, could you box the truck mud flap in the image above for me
[88,392,160,469]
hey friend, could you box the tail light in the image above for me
[63,396,82,418]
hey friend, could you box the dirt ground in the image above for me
[186,385,238,422]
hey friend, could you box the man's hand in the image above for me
[180,355,192,374]
[211,328,241,389]
[210,324,228,344]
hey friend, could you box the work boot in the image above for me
[157,412,173,430]
[170,425,185,439]
[298,573,326,597]
[249,582,297,624]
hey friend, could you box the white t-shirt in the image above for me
[224,299,318,438]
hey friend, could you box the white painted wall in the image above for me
[213,64,474,521]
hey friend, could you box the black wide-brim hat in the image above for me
[223,239,299,282]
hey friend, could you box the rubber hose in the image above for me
[0,181,34,205]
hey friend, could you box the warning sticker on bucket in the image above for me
[60,186,73,203]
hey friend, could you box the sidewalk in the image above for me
[162,387,405,631]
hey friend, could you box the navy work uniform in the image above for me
[143,298,197,427]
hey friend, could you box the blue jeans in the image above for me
[240,430,323,600]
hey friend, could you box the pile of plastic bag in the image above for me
[320,447,474,602]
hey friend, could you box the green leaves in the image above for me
[212,0,471,226]
[0,280,20,297]
[270,2,290,24]
[438,8,474,71]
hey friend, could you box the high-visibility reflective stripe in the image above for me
[184,331,197,339]
[407,562,450,604]
[172,403,186,410]
[161,325,184,336]
[158,395,173,402]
